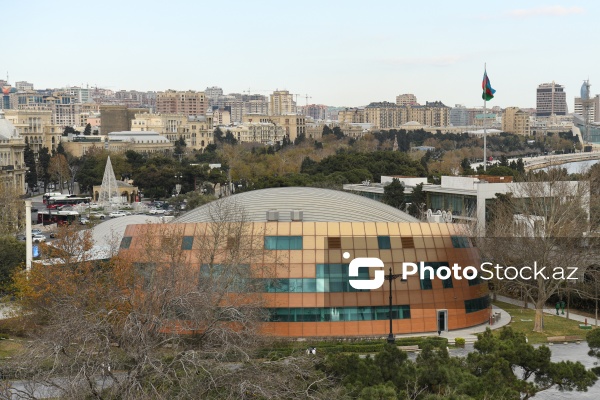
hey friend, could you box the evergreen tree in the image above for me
[83,123,92,136]
[293,133,306,145]
[56,142,66,155]
[332,126,345,139]
[407,183,426,219]
[460,157,472,175]
[382,178,405,209]
[24,144,37,191]
[37,147,52,191]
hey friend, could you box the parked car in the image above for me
[148,208,166,215]
[79,217,90,225]
[109,211,127,218]
[31,229,43,236]
[16,233,26,241]
[89,212,106,220]
[32,234,46,243]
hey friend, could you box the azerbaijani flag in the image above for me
[482,70,495,101]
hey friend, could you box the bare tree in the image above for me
[477,175,593,332]
[48,154,71,193]
[7,199,338,399]
[0,184,23,235]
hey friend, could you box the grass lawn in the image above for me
[494,300,597,344]
[0,338,24,359]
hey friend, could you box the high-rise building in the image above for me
[574,80,600,123]
[302,104,328,121]
[156,90,207,116]
[269,90,296,116]
[449,105,469,126]
[243,94,268,115]
[396,94,418,106]
[502,107,531,136]
[205,86,223,103]
[15,81,34,92]
[338,108,365,124]
[536,82,567,116]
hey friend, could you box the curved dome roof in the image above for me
[174,187,418,223]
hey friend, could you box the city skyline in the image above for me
[4,0,599,109]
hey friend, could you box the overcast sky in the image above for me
[3,0,599,109]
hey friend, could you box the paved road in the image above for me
[472,151,600,172]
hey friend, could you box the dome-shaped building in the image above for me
[120,187,490,338]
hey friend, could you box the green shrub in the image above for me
[454,337,466,347]
[418,336,448,349]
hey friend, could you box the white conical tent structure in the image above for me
[98,156,120,205]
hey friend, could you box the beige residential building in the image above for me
[364,102,407,129]
[131,113,187,143]
[269,90,296,116]
[62,131,172,157]
[396,94,418,106]
[156,90,207,116]
[502,107,531,135]
[210,107,232,127]
[225,123,285,145]
[178,115,213,151]
[131,112,213,151]
[363,101,450,130]
[338,108,365,124]
[412,102,450,127]
[0,112,27,195]
[243,113,305,141]
[4,109,62,153]
[306,122,368,140]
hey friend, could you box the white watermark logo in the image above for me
[348,257,385,290]
[346,256,578,291]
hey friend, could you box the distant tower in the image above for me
[581,80,592,143]
[392,135,399,151]
[536,82,567,116]
[98,156,119,205]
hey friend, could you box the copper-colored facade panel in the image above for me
[124,220,490,338]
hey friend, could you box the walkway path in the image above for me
[495,294,597,325]
[393,304,511,344]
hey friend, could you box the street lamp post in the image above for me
[385,267,403,344]
[174,173,183,196]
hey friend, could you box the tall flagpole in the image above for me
[483,63,487,172]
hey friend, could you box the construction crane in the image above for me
[304,94,312,106]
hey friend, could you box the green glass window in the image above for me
[120,236,132,249]
[181,236,194,250]
[268,305,410,322]
[451,236,471,248]
[377,236,391,249]
[464,295,490,313]
[264,236,303,250]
